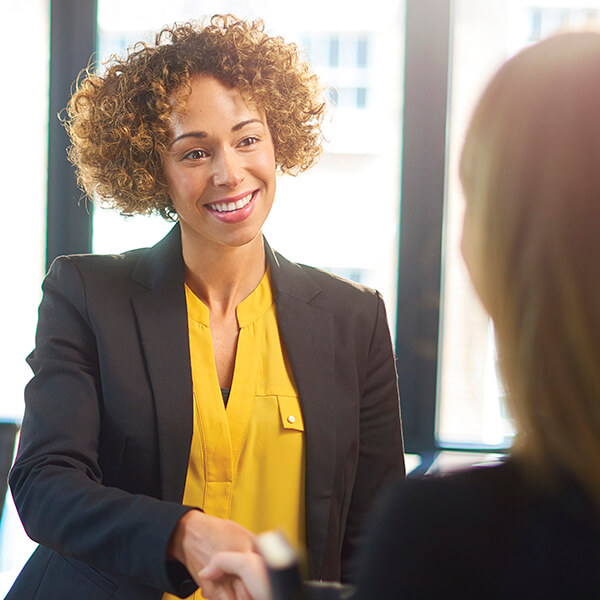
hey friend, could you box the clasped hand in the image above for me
[168,510,269,600]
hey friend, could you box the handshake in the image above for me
[201,531,354,600]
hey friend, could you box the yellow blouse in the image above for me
[163,270,305,600]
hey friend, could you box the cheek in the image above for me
[161,160,180,197]
[164,167,205,203]
[461,211,491,311]
[460,217,471,269]
[461,210,478,285]
[460,203,479,274]
[259,137,277,172]
[257,151,277,184]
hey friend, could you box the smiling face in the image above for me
[162,75,277,253]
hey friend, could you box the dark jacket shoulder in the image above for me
[356,459,600,600]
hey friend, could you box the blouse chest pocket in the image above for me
[277,394,305,432]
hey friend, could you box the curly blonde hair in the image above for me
[66,15,326,219]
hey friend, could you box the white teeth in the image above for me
[209,192,253,213]
[235,196,249,209]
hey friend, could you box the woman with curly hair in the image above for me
[7,15,404,600]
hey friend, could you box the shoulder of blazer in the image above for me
[265,239,383,315]
[56,227,379,317]
[46,224,184,292]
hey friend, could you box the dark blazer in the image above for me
[8,225,404,600]
[355,459,600,600]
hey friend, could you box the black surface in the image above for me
[0,422,18,523]
[395,0,452,453]
[46,0,97,269]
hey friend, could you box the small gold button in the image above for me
[287,415,296,424]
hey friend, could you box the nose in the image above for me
[212,148,243,188]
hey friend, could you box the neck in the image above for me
[181,232,266,317]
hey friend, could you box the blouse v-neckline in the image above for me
[183,269,274,516]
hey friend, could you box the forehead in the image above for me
[169,75,263,132]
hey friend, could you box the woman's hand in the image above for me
[167,510,256,586]
[199,551,272,600]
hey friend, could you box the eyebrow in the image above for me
[171,119,264,146]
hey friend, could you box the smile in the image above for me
[206,191,255,213]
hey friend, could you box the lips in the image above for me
[206,191,255,213]
[204,190,258,224]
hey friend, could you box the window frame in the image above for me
[46,0,97,269]
[395,0,452,454]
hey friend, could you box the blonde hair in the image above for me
[460,32,600,504]
[66,15,326,219]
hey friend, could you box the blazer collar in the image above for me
[130,225,324,303]
[264,239,323,304]
[131,223,184,290]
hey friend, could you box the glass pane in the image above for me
[437,0,600,448]
[0,0,50,590]
[0,1,49,420]
[93,0,405,329]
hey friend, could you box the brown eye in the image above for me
[239,136,259,147]
[185,149,208,160]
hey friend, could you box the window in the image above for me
[0,1,49,421]
[329,36,340,67]
[436,0,600,449]
[0,1,50,588]
[356,87,368,108]
[528,5,600,41]
[357,37,368,67]
[304,33,372,109]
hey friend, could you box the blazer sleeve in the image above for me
[340,291,405,581]
[9,256,196,597]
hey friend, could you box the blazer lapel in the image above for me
[131,225,193,503]
[266,242,336,578]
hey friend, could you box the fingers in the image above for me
[173,512,257,587]
[199,564,226,580]
[200,576,235,600]
[200,575,249,600]
[199,558,252,600]
[233,576,253,600]
[201,552,271,600]
[206,551,266,579]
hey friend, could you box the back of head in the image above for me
[460,32,600,503]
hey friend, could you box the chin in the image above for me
[218,228,264,250]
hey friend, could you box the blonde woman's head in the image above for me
[460,31,600,501]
